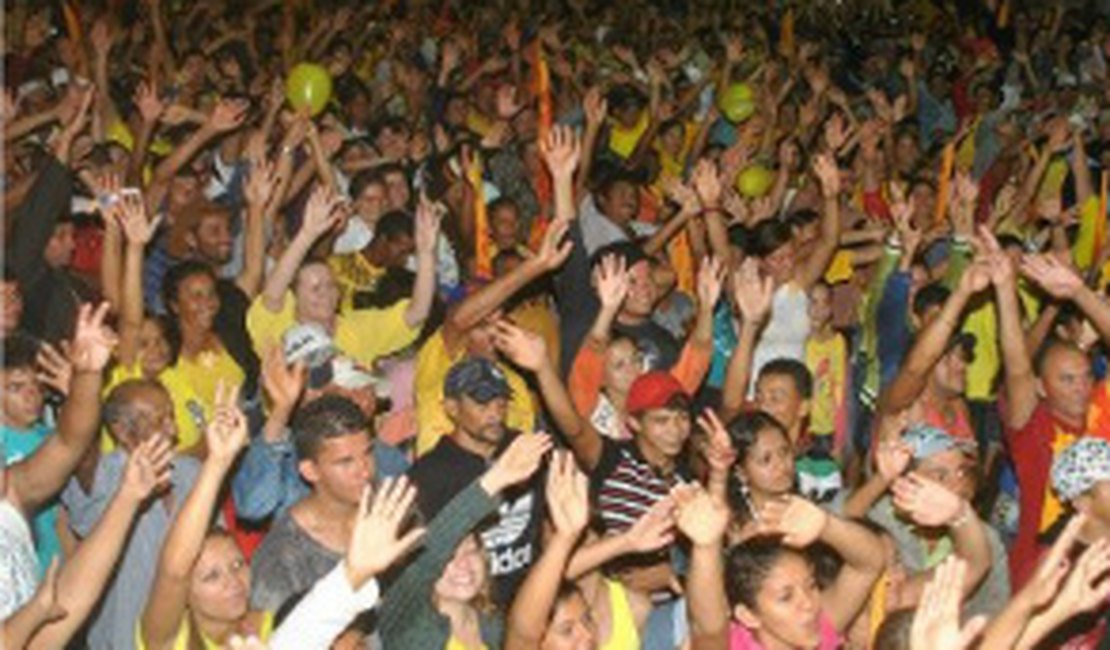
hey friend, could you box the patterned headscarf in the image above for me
[1052,437,1110,502]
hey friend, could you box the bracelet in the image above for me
[950,501,973,528]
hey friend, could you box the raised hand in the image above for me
[37,342,74,397]
[530,218,574,272]
[875,438,913,484]
[892,473,965,528]
[593,254,630,313]
[1056,538,1110,614]
[346,478,426,589]
[69,302,118,373]
[1022,514,1087,609]
[206,98,250,133]
[244,156,281,212]
[692,158,723,208]
[697,408,735,476]
[973,226,1015,288]
[414,193,445,257]
[261,346,306,413]
[546,451,590,538]
[623,497,676,553]
[758,495,829,547]
[482,433,553,495]
[205,381,248,468]
[673,482,729,547]
[697,256,725,312]
[298,185,347,242]
[539,125,581,180]
[496,84,524,120]
[910,556,987,650]
[120,434,174,504]
[134,80,166,124]
[492,320,549,372]
[1020,254,1085,299]
[118,192,161,245]
[812,153,841,198]
[583,86,609,128]
[732,258,773,324]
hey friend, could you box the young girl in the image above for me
[678,484,886,650]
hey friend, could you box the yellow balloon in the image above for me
[737,165,774,198]
[286,63,333,116]
[719,83,755,123]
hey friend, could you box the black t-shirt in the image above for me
[406,432,545,606]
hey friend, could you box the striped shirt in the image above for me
[592,439,687,534]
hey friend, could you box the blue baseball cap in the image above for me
[444,358,512,403]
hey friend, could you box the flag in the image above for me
[934,141,956,226]
[470,155,493,279]
[529,39,555,249]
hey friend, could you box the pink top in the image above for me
[729,614,840,650]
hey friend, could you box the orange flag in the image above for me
[469,155,493,279]
[63,1,82,45]
[780,8,795,56]
[529,39,555,249]
[997,0,1011,28]
[934,141,956,226]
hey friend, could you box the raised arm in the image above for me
[759,496,885,631]
[889,473,993,604]
[260,185,345,312]
[27,437,172,649]
[494,321,604,470]
[720,259,774,421]
[505,452,590,650]
[236,154,281,299]
[404,194,442,329]
[140,386,248,650]
[127,81,166,186]
[880,258,988,415]
[793,153,842,291]
[443,218,572,352]
[146,99,249,212]
[674,483,731,650]
[9,304,114,515]
[268,478,425,650]
[993,238,1040,430]
[541,124,582,224]
[1021,253,1110,348]
[116,192,160,367]
[576,88,607,200]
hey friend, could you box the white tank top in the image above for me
[749,283,811,395]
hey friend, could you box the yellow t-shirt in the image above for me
[158,348,245,451]
[805,334,846,437]
[327,253,387,312]
[246,292,419,368]
[414,330,536,456]
[136,611,274,650]
[608,111,650,160]
[963,282,1039,401]
[445,636,488,650]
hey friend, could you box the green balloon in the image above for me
[719,83,755,123]
[286,63,333,116]
[737,165,774,198]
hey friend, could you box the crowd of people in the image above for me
[5,0,1110,648]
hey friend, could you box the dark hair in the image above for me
[487,196,519,217]
[912,283,950,318]
[758,358,813,399]
[726,411,791,518]
[549,582,586,625]
[1,334,40,372]
[725,538,807,609]
[292,394,372,460]
[873,609,914,650]
[349,169,386,201]
[373,210,415,243]
[727,224,750,253]
[161,260,219,362]
[750,219,792,258]
[786,209,820,230]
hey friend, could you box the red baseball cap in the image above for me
[626,371,688,415]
